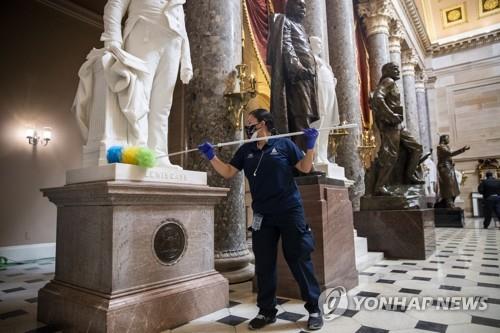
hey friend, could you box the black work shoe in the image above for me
[248,314,276,330]
[307,313,323,330]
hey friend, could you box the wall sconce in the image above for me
[224,64,257,130]
[26,126,52,146]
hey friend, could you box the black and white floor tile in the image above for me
[1,220,499,333]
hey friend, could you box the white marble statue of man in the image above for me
[309,36,340,165]
[101,0,193,168]
[423,156,437,196]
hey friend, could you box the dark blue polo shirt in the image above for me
[230,138,304,214]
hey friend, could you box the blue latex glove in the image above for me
[198,142,215,161]
[303,128,319,150]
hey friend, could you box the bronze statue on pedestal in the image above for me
[435,134,470,208]
[366,62,424,197]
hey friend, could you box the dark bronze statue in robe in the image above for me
[267,0,319,152]
[368,62,424,196]
[436,134,470,208]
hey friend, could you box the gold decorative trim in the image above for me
[479,0,500,18]
[441,3,467,28]
[267,0,275,14]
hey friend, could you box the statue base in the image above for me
[66,163,207,186]
[434,208,464,228]
[38,180,229,332]
[275,175,358,298]
[354,209,436,260]
[361,185,427,210]
[313,163,354,187]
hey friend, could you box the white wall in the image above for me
[427,42,500,214]
[0,1,101,247]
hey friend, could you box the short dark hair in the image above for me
[486,171,494,178]
[249,109,278,135]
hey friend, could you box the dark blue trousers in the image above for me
[484,195,500,228]
[252,205,321,317]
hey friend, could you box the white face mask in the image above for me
[250,128,261,140]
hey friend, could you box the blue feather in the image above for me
[107,146,123,163]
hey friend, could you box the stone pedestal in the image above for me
[314,162,354,187]
[38,178,229,332]
[276,176,358,299]
[354,209,436,260]
[434,208,465,228]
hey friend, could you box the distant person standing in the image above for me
[478,171,500,229]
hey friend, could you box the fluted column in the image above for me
[389,19,406,111]
[416,72,430,153]
[358,0,393,88]
[304,0,329,61]
[326,0,365,210]
[185,0,253,283]
[402,49,420,142]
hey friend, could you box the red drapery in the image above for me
[355,18,372,129]
[245,0,287,64]
[271,0,287,13]
[245,0,270,63]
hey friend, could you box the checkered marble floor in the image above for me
[1,223,499,333]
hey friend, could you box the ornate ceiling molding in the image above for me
[430,29,500,56]
[399,0,432,52]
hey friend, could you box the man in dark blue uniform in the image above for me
[479,171,500,229]
[198,109,323,331]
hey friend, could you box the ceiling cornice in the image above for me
[399,0,432,53]
[36,0,103,29]
[430,29,500,56]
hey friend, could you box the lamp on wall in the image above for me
[26,126,52,146]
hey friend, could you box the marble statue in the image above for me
[368,62,424,196]
[267,0,320,153]
[309,36,340,165]
[73,0,192,169]
[423,154,437,197]
[436,134,470,208]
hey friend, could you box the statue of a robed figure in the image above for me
[435,134,470,208]
[364,62,424,200]
[72,0,193,168]
[267,0,320,153]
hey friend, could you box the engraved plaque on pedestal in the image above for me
[153,220,187,265]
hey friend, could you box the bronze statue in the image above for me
[436,134,470,208]
[267,0,320,152]
[368,62,424,196]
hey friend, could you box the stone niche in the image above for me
[38,178,229,332]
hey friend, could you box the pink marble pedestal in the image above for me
[38,181,229,332]
[275,176,359,299]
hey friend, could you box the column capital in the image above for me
[357,0,394,37]
[401,49,418,76]
[389,20,405,54]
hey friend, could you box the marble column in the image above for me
[416,72,430,153]
[425,75,439,151]
[389,19,406,112]
[184,0,254,283]
[402,49,421,142]
[325,0,365,210]
[357,0,393,88]
[304,0,329,61]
